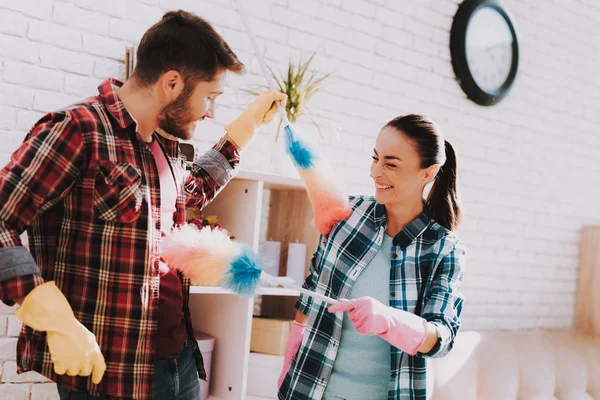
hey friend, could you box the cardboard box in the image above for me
[250,317,293,355]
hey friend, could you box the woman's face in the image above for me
[370,126,439,206]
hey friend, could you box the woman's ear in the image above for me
[423,164,440,184]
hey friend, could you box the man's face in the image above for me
[157,69,227,140]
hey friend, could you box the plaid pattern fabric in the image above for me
[278,196,466,400]
[0,78,240,399]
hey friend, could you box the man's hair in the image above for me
[133,10,245,85]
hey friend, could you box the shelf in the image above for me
[209,396,273,400]
[208,395,274,400]
[235,169,304,190]
[190,286,234,295]
[256,287,299,296]
[190,285,299,297]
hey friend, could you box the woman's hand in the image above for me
[328,296,431,356]
[328,297,390,335]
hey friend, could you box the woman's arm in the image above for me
[328,240,466,357]
[295,310,308,324]
[417,323,439,353]
[279,235,327,387]
[295,234,328,315]
[419,240,467,358]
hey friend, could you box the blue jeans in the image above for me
[58,341,201,400]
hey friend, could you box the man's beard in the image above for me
[157,88,197,141]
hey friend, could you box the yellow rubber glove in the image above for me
[225,90,287,149]
[14,282,106,384]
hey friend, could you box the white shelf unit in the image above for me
[208,396,274,400]
[188,170,318,400]
[190,286,300,297]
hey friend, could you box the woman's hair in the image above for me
[385,114,461,231]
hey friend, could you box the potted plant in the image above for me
[244,52,331,141]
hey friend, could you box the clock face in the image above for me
[450,0,519,106]
[465,7,514,93]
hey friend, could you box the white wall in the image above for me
[0,0,599,397]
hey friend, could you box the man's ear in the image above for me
[159,70,184,102]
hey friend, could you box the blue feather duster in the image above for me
[221,245,263,296]
[284,125,315,170]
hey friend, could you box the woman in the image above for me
[277,115,466,400]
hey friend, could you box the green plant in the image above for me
[244,53,331,140]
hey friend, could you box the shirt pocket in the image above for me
[93,160,142,223]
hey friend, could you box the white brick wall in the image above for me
[0,0,599,397]
[0,304,59,398]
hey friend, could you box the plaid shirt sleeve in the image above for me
[420,240,467,359]
[296,234,328,315]
[0,111,84,304]
[184,136,240,209]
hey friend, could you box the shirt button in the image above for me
[390,292,396,297]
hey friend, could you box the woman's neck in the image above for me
[385,197,424,237]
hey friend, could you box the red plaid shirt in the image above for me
[0,78,240,399]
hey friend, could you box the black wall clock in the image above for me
[450,0,519,106]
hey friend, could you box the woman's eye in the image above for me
[387,163,397,168]
[371,156,378,161]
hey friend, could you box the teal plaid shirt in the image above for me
[278,196,467,400]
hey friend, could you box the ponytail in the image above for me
[427,140,461,231]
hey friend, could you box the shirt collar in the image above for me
[373,201,432,249]
[153,131,181,158]
[98,78,136,129]
[99,79,181,151]
[392,206,432,249]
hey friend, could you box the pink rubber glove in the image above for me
[328,297,428,356]
[277,321,306,387]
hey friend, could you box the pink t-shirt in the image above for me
[148,139,187,359]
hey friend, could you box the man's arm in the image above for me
[0,110,108,382]
[184,91,286,210]
[0,111,84,304]
[183,135,240,210]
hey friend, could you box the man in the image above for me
[0,10,285,400]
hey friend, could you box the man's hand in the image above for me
[225,91,287,149]
[14,282,106,383]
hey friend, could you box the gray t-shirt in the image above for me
[323,233,393,400]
